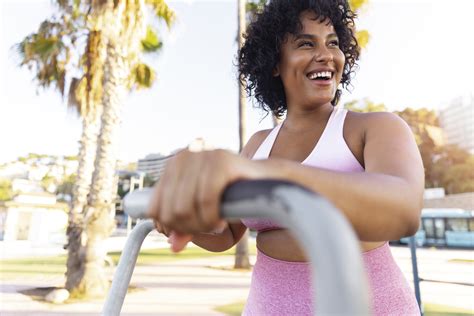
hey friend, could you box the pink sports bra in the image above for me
[241,106,364,232]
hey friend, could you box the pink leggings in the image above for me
[242,243,420,315]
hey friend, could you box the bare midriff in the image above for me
[257,229,386,262]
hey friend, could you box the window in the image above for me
[469,219,474,232]
[446,218,469,232]
[423,219,434,238]
[434,218,445,239]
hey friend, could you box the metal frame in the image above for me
[103,179,371,315]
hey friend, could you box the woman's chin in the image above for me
[309,96,334,106]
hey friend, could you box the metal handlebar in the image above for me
[103,179,371,315]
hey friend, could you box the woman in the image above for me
[149,0,424,315]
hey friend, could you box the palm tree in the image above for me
[16,4,107,293]
[74,0,175,297]
[17,0,115,296]
[62,1,109,295]
[234,0,252,270]
[16,0,174,298]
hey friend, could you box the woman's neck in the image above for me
[283,103,334,133]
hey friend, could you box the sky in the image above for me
[1,0,473,164]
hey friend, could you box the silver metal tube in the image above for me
[104,180,371,315]
[220,182,371,315]
[102,220,155,316]
[122,187,153,219]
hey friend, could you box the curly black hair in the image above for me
[238,0,360,118]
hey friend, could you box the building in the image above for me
[137,153,171,181]
[11,178,43,193]
[137,140,214,181]
[0,192,68,243]
[439,94,474,154]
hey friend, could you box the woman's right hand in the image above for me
[147,148,254,252]
[153,221,196,253]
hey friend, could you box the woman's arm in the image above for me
[165,131,269,252]
[253,112,424,241]
[151,113,423,246]
[189,222,247,252]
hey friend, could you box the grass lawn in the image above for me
[109,245,256,265]
[448,258,474,264]
[424,303,474,315]
[214,301,246,316]
[215,301,474,316]
[0,245,256,280]
[0,256,67,280]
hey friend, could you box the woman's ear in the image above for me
[272,65,280,77]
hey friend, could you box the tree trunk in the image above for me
[234,0,251,270]
[69,36,129,298]
[65,108,102,292]
[65,2,111,296]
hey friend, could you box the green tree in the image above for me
[395,108,439,129]
[432,145,474,194]
[16,0,175,298]
[345,98,387,113]
[394,108,473,193]
[0,180,12,201]
[442,158,474,193]
[57,174,77,200]
[41,174,56,192]
[394,108,441,187]
[344,103,441,183]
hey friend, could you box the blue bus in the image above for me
[399,208,474,248]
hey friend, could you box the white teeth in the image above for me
[309,71,332,80]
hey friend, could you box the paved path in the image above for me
[0,255,253,316]
[390,245,474,312]
[1,237,473,315]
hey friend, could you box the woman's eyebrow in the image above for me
[294,32,338,40]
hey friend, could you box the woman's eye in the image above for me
[298,41,314,48]
[329,40,340,47]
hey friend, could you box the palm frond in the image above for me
[356,30,370,49]
[141,26,162,52]
[77,30,105,114]
[69,76,95,116]
[57,68,66,97]
[68,77,82,113]
[349,0,369,11]
[34,36,62,59]
[145,0,176,28]
[129,62,156,90]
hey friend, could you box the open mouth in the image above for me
[307,71,334,82]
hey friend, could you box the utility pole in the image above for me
[234,0,251,269]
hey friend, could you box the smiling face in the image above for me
[275,10,346,111]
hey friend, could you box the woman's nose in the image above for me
[313,46,333,63]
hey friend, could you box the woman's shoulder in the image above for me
[241,129,273,158]
[346,110,407,130]
[345,110,411,143]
